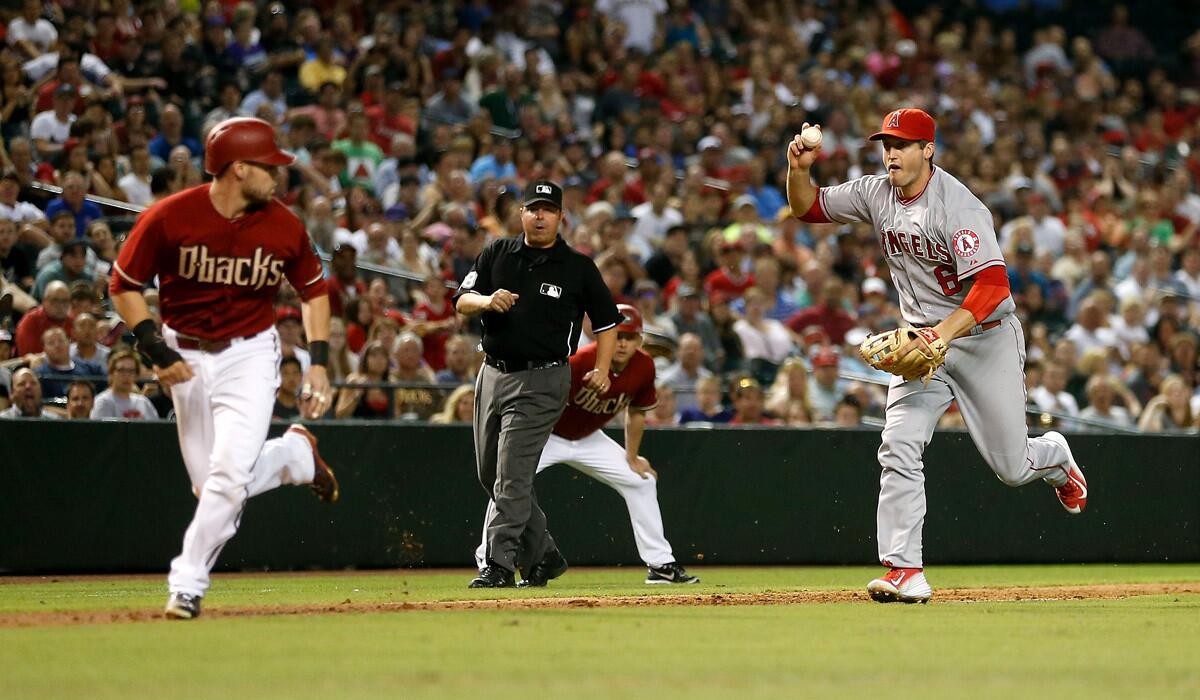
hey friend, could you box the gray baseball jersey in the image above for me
[815,167,1015,326]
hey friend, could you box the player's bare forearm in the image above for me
[624,408,646,460]
[624,408,657,479]
[112,290,153,327]
[300,294,331,342]
[933,308,979,343]
[786,167,817,216]
[592,328,617,374]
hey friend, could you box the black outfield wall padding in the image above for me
[1,422,1196,573]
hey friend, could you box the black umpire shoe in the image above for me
[469,562,516,588]
[646,562,700,585]
[164,592,202,619]
[518,550,569,588]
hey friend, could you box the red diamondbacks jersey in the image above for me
[554,342,658,440]
[110,184,327,341]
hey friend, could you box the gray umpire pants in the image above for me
[473,362,571,574]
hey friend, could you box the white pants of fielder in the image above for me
[164,325,316,597]
[877,315,1072,568]
[475,430,675,569]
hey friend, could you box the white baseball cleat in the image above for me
[1043,431,1087,514]
[867,567,932,604]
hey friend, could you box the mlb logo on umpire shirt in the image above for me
[540,283,562,298]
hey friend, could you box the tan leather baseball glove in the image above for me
[859,327,949,383]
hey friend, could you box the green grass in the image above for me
[2,565,1199,699]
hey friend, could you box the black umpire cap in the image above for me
[523,180,563,209]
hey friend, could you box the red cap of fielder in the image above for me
[204,117,296,175]
[869,108,936,143]
[615,303,643,334]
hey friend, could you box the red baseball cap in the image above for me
[811,347,840,367]
[275,305,302,324]
[869,108,936,143]
[616,303,643,334]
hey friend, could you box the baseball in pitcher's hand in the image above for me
[786,123,822,170]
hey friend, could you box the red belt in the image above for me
[970,319,1002,336]
[175,333,256,353]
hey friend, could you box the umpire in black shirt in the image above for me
[454,180,622,588]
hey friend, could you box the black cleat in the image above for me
[517,550,569,588]
[469,562,516,588]
[646,562,700,584]
[164,592,202,619]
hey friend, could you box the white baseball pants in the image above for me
[876,315,1072,569]
[163,325,315,597]
[476,430,676,569]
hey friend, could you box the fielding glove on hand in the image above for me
[859,326,949,384]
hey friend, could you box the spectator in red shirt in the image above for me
[411,275,458,370]
[14,280,72,355]
[343,296,373,354]
[367,82,417,151]
[729,376,781,425]
[703,239,754,300]
[785,279,856,346]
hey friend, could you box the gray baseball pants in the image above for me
[876,315,1071,568]
[473,362,571,574]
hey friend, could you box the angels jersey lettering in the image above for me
[816,168,1013,326]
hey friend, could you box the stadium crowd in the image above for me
[0,0,1198,433]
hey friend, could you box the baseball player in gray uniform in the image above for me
[786,109,1089,603]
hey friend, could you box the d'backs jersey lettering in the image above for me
[816,168,1012,326]
[554,343,657,441]
[112,184,327,340]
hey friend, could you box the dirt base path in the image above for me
[2,582,1197,628]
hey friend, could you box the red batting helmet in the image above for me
[616,304,643,334]
[203,117,295,175]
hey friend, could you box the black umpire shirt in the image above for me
[453,235,622,363]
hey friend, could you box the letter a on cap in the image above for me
[887,111,902,128]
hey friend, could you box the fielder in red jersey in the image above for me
[110,118,340,620]
[476,304,699,585]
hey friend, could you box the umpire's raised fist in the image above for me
[488,289,520,312]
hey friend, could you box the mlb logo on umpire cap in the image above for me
[524,180,563,209]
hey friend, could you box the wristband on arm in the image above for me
[309,340,329,368]
[132,319,184,369]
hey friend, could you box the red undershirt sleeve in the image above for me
[796,186,831,223]
[960,265,1010,322]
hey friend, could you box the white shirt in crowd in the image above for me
[23,52,112,84]
[30,109,75,145]
[7,16,58,54]
[1078,405,1133,431]
[118,172,154,207]
[732,318,794,364]
[629,201,683,250]
[594,0,667,54]
[91,389,158,420]
[0,199,48,225]
[1029,385,1080,427]
[1062,323,1119,359]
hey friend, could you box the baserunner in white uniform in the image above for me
[786,108,1089,603]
